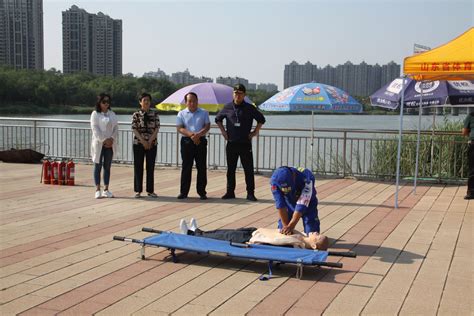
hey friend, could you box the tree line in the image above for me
[0,66,178,108]
[0,67,278,112]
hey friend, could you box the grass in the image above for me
[367,117,467,180]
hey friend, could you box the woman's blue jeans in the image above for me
[94,146,113,186]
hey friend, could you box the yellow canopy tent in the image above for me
[393,27,474,207]
[404,27,474,81]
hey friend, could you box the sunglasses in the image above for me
[101,100,110,104]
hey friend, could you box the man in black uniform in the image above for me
[215,84,266,201]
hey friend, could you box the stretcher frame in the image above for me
[113,228,356,280]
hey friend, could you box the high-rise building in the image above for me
[283,60,401,96]
[143,68,169,80]
[381,61,400,87]
[216,76,249,87]
[257,83,278,92]
[247,83,257,91]
[62,5,122,76]
[170,69,212,85]
[0,0,44,70]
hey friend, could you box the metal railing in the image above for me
[0,117,467,181]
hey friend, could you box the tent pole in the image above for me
[430,110,436,175]
[395,76,407,209]
[311,111,314,172]
[414,83,424,194]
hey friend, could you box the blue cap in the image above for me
[271,167,294,194]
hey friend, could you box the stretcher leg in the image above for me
[296,263,304,279]
[141,245,146,260]
[259,260,273,281]
[170,248,178,263]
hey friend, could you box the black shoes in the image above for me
[246,193,258,202]
[464,194,474,200]
[221,192,236,199]
[221,192,257,201]
[178,193,207,200]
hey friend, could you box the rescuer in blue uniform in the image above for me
[270,166,320,235]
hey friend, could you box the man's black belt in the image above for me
[182,136,206,140]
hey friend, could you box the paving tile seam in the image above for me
[284,185,428,315]
[390,185,459,314]
[1,199,278,299]
[1,202,258,284]
[60,253,222,315]
[248,184,418,315]
[0,202,199,263]
[1,245,169,305]
[133,258,254,315]
[18,250,177,314]
[434,187,469,315]
[358,185,446,314]
[319,182,393,236]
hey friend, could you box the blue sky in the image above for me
[44,0,473,89]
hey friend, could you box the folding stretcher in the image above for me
[113,228,356,279]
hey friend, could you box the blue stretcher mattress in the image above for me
[143,232,328,265]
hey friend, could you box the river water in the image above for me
[18,113,467,131]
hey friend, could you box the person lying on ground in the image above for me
[179,218,328,250]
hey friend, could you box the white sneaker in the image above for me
[189,218,198,231]
[102,190,114,198]
[95,190,102,199]
[179,219,189,234]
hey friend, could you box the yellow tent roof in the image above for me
[404,28,474,81]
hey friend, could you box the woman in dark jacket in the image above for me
[131,93,160,198]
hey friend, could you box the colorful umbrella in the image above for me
[259,83,362,171]
[156,82,253,112]
[259,83,362,113]
[370,78,474,108]
[371,78,474,204]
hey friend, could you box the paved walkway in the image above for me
[0,163,472,315]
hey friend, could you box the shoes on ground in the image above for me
[148,192,158,198]
[199,195,208,200]
[179,219,189,234]
[221,192,235,199]
[246,193,258,202]
[101,190,113,198]
[189,218,198,231]
[95,190,102,199]
[177,193,187,199]
[134,192,141,198]
[464,194,474,200]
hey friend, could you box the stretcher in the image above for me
[113,228,356,279]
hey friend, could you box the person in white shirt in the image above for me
[90,93,118,199]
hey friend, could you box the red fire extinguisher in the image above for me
[58,160,66,185]
[66,159,75,186]
[50,160,59,185]
[42,159,51,184]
